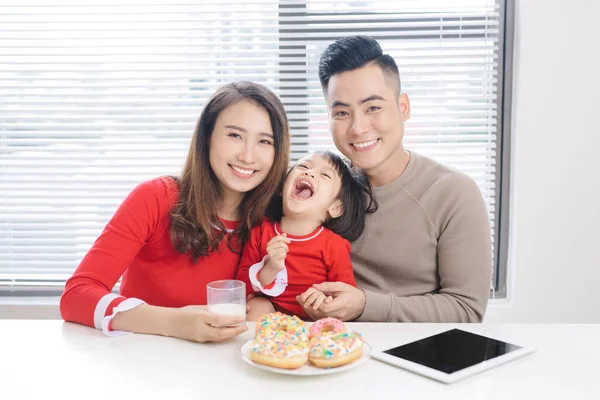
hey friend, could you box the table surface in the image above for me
[1,320,598,399]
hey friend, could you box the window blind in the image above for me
[0,0,503,294]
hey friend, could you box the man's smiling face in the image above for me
[326,62,410,182]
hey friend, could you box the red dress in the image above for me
[60,177,241,334]
[237,219,356,319]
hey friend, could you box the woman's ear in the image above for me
[327,200,343,219]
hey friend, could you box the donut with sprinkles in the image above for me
[308,317,346,339]
[250,312,309,369]
[308,330,364,368]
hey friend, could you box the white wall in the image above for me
[485,0,600,323]
[1,0,599,322]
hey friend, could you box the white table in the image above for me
[1,320,598,399]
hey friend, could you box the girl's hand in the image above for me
[296,282,366,321]
[173,306,248,343]
[298,287,333,311]
[265,233,290,272]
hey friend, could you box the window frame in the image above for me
[493,0,514,298]
[0,0,514,298]
[278,0,514,297]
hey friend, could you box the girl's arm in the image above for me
[237,222,288,297]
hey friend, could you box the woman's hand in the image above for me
[109,303,248,342]
[172,306,248,343]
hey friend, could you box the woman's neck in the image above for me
[217,191,243,221]
[279,215,322,236]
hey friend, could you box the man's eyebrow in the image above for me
[331,95,386,108]
[331,99,350,108]
[360,95,386,104]
[225,125,273,138]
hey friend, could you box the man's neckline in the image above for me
[370,151,419,196]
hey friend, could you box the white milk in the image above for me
[207,303,246,318]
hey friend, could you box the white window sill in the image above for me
[0,296,511,320]
[0,296,61,319]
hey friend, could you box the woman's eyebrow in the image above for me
[225,125,273,138]
[224,124,245,132]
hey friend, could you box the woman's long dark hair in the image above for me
[171,82,290,260]
[266,151,377,242]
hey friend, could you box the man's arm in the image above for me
[358,176,493,322]
[304,175,492,322]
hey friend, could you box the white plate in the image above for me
[240,338,372,376]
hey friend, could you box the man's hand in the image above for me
[296,282,366,321]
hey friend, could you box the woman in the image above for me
[60,81,290,342]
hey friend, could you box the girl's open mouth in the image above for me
[292,179,314,200]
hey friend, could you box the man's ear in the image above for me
[327,200,343,219]
[399,92,411,121]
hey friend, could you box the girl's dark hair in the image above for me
[266,151,377,242]
[170,81,290,260]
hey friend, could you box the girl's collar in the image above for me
[274,221,324,242]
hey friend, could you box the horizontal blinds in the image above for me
[0,0,501,292]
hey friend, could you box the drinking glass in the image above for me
[206,280,246,324]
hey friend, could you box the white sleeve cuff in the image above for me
[101,298,146,337]
[248,255,288,297]
[94,293,122,329]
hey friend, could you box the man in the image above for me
[297,36,492,322]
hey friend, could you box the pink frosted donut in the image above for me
[309,317,346,339]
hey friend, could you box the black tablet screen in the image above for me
[383,329,522,374]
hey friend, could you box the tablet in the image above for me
[371,328,536,384]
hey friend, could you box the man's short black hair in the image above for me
[318,35,401,95]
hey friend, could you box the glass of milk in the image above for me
[206,280,246,325]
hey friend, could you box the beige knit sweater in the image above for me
[353,151,492,322]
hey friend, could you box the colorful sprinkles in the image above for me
[250,314,364,365]
[308,331,363,359]
[252,312,309,357]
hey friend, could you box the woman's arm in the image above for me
[110,304,247,342]
[61,178,248,341]
[60,178,170,330]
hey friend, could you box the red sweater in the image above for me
[60,177,241,330]
[237,219,356,319]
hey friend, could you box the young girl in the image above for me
[60,81,290,342]
[237,151,376,320]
